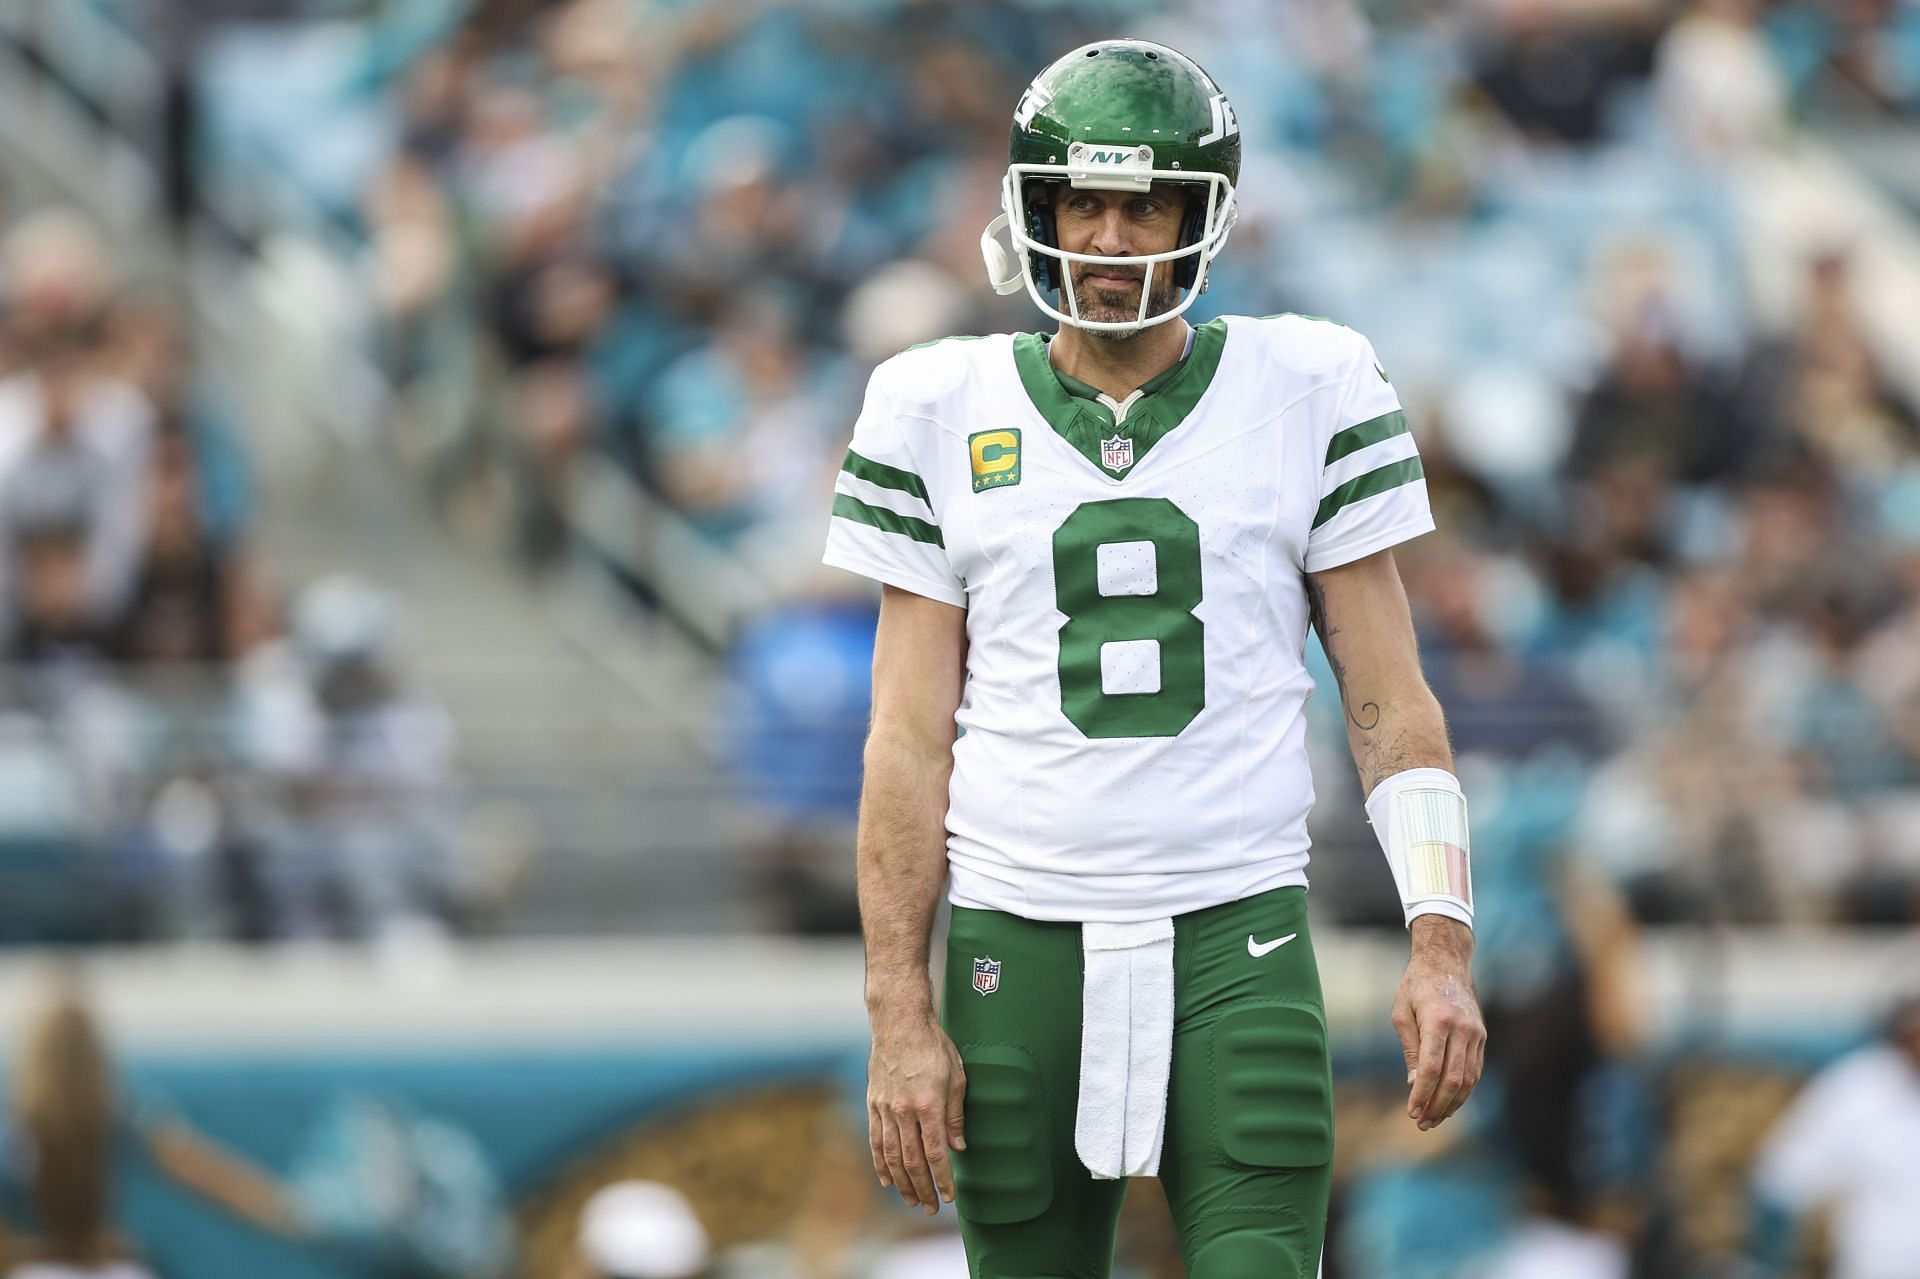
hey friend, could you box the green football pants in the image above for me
[942,885,1333,1279]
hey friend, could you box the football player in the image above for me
[823,38,1485,1278]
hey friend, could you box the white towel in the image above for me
[1074,918,1176,1180]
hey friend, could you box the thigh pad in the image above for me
[1211,1001,1334,1169]
[954,1044,1053,1225]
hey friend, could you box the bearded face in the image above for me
[1043,183,1193,337]
[1067,259,1184,337]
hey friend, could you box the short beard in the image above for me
[1067,271,1182,338]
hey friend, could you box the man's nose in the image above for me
[1086,207,1134,258]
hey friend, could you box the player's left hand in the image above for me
[1391,916,1485,1132]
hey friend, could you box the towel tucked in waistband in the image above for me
[1074,918,1175,1180]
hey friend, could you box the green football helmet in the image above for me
[982,39,1241,333]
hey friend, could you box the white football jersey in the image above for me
[823,314,1434,922]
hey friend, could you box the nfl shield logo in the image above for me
[972,956,1001,996]
[1100,435,1133,473]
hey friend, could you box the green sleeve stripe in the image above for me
[841,449,930,506]
[1324,410,1408,465]
[1312,456,1425,531]
[833,493,945,547]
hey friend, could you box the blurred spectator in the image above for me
[364,153,461,367]
[725,591,874,935]
[0,976,155,1278]
[1750,982,1920,1278]
[0,213,116,367]
[99,291,254,550]
[1566,238,1747,486]
[7,523,111,674]
[1774,249,1919,483]
[1654,0,1792,158]
[1471,756,1653,1225]
[233,576,462,941]
[1408,540,1608,760]
[570,1181,710,1279]
[109,424,260,668]
[650,289,855,547]
[1469,0,1662,146]
[0,317,155,653]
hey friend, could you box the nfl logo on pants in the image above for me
[973,956,1001,996]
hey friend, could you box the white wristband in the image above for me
[1364,767,1473,929]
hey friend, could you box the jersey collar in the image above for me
[1048,329,1191,425]
[1012,318,1228,481]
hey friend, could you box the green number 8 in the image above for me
[1052,497,1205,739]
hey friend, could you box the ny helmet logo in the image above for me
[973,956,1002,996]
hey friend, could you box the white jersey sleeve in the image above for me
[822,363,966,607]
[1302,330,1436,572]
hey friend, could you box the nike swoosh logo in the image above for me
[1247,933,1298,958]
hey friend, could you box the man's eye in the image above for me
[1131,201,1161,217]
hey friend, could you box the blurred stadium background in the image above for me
[0,0,1916,1275]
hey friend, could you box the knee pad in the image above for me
[954,1044,1052,1225]
[1187,1227,1312,1279]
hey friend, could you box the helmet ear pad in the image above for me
[1171,185,1209,291]
[1022,180,1064,295]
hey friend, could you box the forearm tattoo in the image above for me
[1306,573,1381,732]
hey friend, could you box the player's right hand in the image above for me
[867,1011,967,1214]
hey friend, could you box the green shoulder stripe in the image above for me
[1324,410,1409,466]
[1312,456,1425,531]
[833,493,944,548]
[842,449,930,506]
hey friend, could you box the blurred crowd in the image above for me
[215,0,1917,933]
[0,201,470,946]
